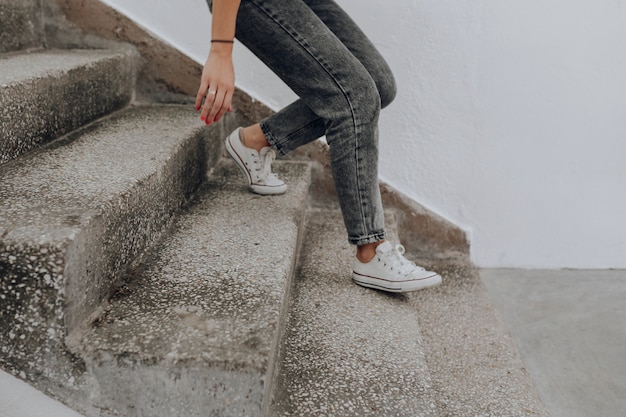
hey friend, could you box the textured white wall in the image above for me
[100,0,626,269]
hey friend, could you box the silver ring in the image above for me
[208,89,217,96]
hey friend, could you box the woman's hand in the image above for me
[195,45,235,125]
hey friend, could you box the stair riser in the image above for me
[0,242,85,395]
[83,361,265,417]
[0,0,43,53]
[0,112,224,401]
[0,47,137,164]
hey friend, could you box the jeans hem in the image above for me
[349,231,386,246]
[260,120,289,156]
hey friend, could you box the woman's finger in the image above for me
[201,86,218,122]
[206,89,227,124]
[214,89,235,123]
[195,81,209,111]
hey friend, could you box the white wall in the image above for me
[100,0,626,269]
[0,370,85,417]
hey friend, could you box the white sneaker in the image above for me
[352,241,442,293]
[225,128,287,195]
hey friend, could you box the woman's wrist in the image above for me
[210,41,234,57]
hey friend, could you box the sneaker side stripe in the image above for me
[352,270,440,283]
[226,135,253,186]
[352,279,403,292]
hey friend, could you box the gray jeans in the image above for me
[210,0,397,245]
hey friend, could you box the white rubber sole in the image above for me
[352,271,442,293]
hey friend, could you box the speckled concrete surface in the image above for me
[68,161,312,417]
[0,105,218,402]
[0,45,137,163]
[270,209,438,417]
[0,0,43,53]
[408,259,549,417]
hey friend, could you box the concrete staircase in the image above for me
[1,1,549,416]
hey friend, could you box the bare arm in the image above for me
[196,0,241,125]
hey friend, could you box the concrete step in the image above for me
[0,0,43,53]
[407,258,549,416]
[0,45,137,164]
[0,104,223,404]
[269,209,439,417]
[65,161,312,417]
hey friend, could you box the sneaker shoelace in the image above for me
[380,244,426,276]
[255,148,279,184]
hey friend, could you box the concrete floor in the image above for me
[481,269,626,417]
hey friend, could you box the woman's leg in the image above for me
[234,0,387,245]
[241,0,397,156]
[204,0,442,292]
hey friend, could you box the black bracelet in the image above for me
[211,39,234,44]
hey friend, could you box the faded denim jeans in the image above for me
[207,0,397,245]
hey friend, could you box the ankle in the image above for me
[241,125,270,152]
[356,240,385,263]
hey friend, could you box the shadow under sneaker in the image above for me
[225,128,287,195]
[352,241,442,293]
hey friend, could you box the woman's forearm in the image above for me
[195,0,241,124]
[210,0,241,47]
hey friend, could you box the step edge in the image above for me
[261,162,313,416]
